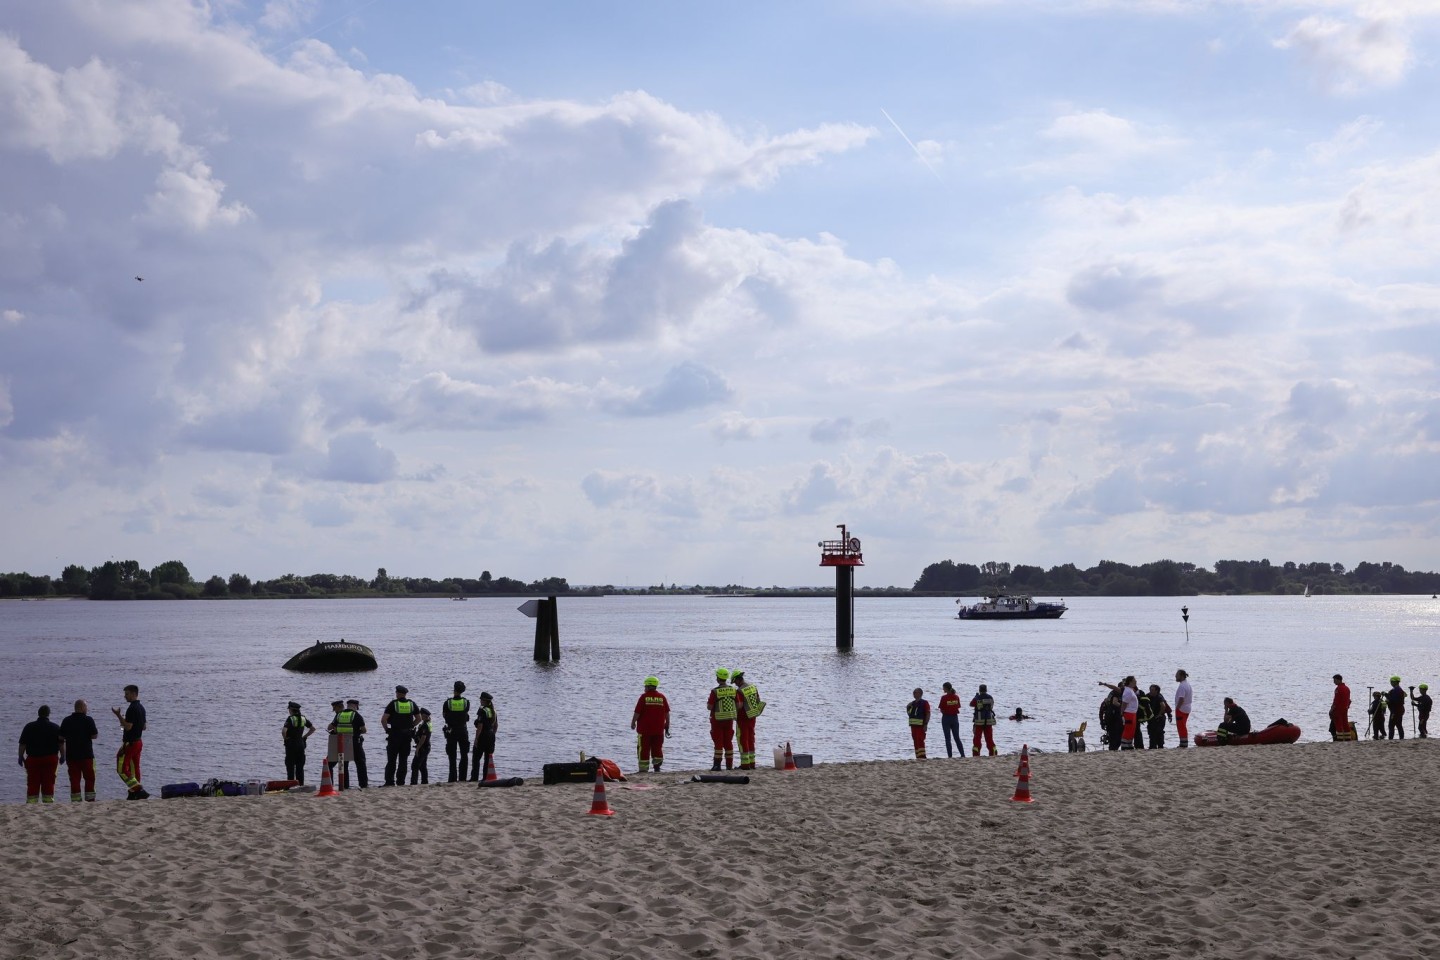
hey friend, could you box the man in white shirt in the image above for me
[1174,670,1193,748]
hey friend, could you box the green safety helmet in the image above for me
[1390,676,1401,683]
[644,676,659,687]
[715,668,730,680]
[1421,684,1429,691]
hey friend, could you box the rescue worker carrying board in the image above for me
[442,681,471,782]
[707,668,738,771]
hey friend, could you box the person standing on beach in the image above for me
[18,705,62,804]
[281,702,315,784]
[733,670,764,770]
[1217,697,1251,744]
[1174,670,1193,748]
[1101,678,1141,750]
[938,682,964,758]
[1145,684,1172,749]
[442,681,471,782]
[58,700,98,802]
[111,684,148,800]
[1329,675,1352,741]
[1100,688,1124,751]
[347,699,369,788]
[1413,684,1432,739]
[472,692,497,781]
[631,677,671,773]
[409,709,432,784]
[706,668,738,771]
[326,699,351,788]
[1368,691,1387,740]
[1385,677,1407,740]
[906,688,931,760]
[382,685,420,786]
[970,684,997,756]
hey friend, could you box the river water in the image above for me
[2,594,1436,802]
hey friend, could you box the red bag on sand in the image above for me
[597,758,625,782]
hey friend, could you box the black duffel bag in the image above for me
[541,759,600,785]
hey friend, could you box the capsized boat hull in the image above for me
[282,640,377,672]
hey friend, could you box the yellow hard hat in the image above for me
[715,668,730,680]
[1421,684,1429,690]
[1390,676,1401,683]
[644,676,659,687]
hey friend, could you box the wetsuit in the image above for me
[383,698,418,786]
[282,713,314,783]
[472,702,497,781]
[19,717,62,803]
[970,691,997,756]
[938,689,963,757]
[409,720,431,784]
[1385,685,1407,740]
[906,697,931,759]
[632,689,670,772]
[707,683,738,771]
[58,711,98,802]
[1329,682,1351,740]
[442,695,471,782]
[117,700,146,796]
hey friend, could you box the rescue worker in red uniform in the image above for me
[1329,674,1351,740]
[707,668,738,771]
[970,684,998,756]
[630,677,671,773]
[906,688,931,759]
[733,669,765,770]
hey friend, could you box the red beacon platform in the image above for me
[818,524,864,567]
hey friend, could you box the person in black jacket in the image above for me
[1217,697,1251,744]
[18,705,62,804]
[1100,689,1124,751]
[1145,684,1172,749]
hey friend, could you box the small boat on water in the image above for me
[956,592,1067,620]
[282,639,378,672]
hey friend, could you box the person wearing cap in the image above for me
[1329,675,1352,741]
[347,699,369,788]
[733,669,765,770]
[1368,690,1387,740]
[409,709,433,785]
[706,668,738,771]
[1385,677,1407,740]
[630,677,670,773]
[281,701,316,784]
[382,685,420,786]
[327,699,357,789]
[1413,684,1432,738]
[442,681,471,782]
[471,693,498,782]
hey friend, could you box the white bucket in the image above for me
[773,745,787,769]
[245,778,265,797]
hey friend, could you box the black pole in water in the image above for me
[836,565,854,651]
[533,597,560,662]
[548,596,560,662]
[1181,605,1190,643]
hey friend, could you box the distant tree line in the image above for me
[0,561,573,600]
[911,558,1440,596]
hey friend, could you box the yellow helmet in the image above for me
[715,668,730,680]
[1390,676,1401,683]
[644,676,659,687]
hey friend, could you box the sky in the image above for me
[2,0,1438,588]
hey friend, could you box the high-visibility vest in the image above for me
[394,700,415,715]
[711,685,738,721]
[907,701,927,726]
[335,710,356,734]
[285,715,307,739]
[446,697,469,718]
[739,684,764,717]
[973,695,995,726]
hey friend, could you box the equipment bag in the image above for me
[160,782,201,799]
[478,777,524,788]
[541,760,600,785]
[690,774,750,784]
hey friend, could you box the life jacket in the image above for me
[711,685,738,721]
[739,684,765,717]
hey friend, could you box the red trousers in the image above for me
[116,740,143,790]
[1121,712,1137,745]
[909,725,927,759]
[972,725,996,755]
[737,717,757,766]
[67,758,97,800]
[25,755,59,801]
[635,732,665,770]
[710,720,734,763]
[1176,711,1190,741]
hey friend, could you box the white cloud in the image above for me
[1275,16,1415,94]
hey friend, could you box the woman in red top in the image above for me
[630,677,670,773]
[938,682,964,758]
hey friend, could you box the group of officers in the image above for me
[280,682,499,788]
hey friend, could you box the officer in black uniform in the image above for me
[346,698,369,788]
[409,709,433,784]
[281,701,315,783]
[472,692,498,783]
[382,685,419,786]
[442,681,471,782]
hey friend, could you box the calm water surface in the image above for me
[2,595,1436,802]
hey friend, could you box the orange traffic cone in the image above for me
[483,755,498,782]
[783,741,798,771]
[586,768,614,817]
[1010,744,1034,804]
[316,760,338,798]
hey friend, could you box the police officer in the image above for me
[472,692,498,782]
[442,681,471,782]
[346,699,369,788]
[409,709,432,785]
[327,699,356,789]
[281,701,315,783]
[382,685,419,786]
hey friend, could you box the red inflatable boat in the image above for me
[1194,723,1301,747]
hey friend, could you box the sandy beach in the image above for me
[3,740,1437,960]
